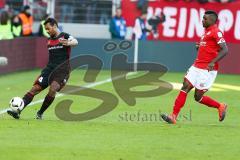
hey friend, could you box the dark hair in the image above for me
[23,5,30,11]
[0,11,9,25]
[44,18,58,27]
[205,10,218,23]
[42,14,49,21]
[141,9,148,15]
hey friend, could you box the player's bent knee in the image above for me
[49,86,59,93]
[49,81,61,93]
[48,88,57,97]
[181,83,192,93]
[194,94,202,102]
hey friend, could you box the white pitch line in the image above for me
[0,109,9,115]
[0,72,137,115]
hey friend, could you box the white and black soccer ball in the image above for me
[9,97,24,112]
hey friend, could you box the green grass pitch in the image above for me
[0,69,239,160]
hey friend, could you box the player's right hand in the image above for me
[207,62,215,71]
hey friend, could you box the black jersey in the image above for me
[37,32,72,89]
[46,32,71,69]
[39,32,72,85]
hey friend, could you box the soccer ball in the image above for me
[9,97,24,112]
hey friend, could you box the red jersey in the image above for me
[193,24,226,70]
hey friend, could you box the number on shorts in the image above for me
[38,77,43,83]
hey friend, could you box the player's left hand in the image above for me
[59,38,69,46]
[207,62,215,71]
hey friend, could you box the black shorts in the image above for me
[34,67,69,90]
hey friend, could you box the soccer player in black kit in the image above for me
[7,18,78,119]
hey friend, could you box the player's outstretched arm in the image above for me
[59,36,78,47]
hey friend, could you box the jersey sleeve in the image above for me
[63,32,76,41]
[63,32,70,39]
[68,35,75,41]
[213,30,226,44]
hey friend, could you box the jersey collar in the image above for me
[51,32,63,40]
[206,24,217,32]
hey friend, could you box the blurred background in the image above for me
[0,0,239,75]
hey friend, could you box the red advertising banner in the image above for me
[122,0,240,43]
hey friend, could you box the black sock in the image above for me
[38,94,55,115]
[22,92,34,109]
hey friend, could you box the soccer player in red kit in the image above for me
[161,10,228,124]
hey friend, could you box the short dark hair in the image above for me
[141,9,148,15]
[44,18,58,27]
[23,5,30,11]
[205,10,218,23]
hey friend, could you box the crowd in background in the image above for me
[0,4,49,40]
[55,0,112,24]
[0,5,32,40]
[109,0,166,41]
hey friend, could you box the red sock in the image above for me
[172,90,187,117]
[199,96,220,108]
